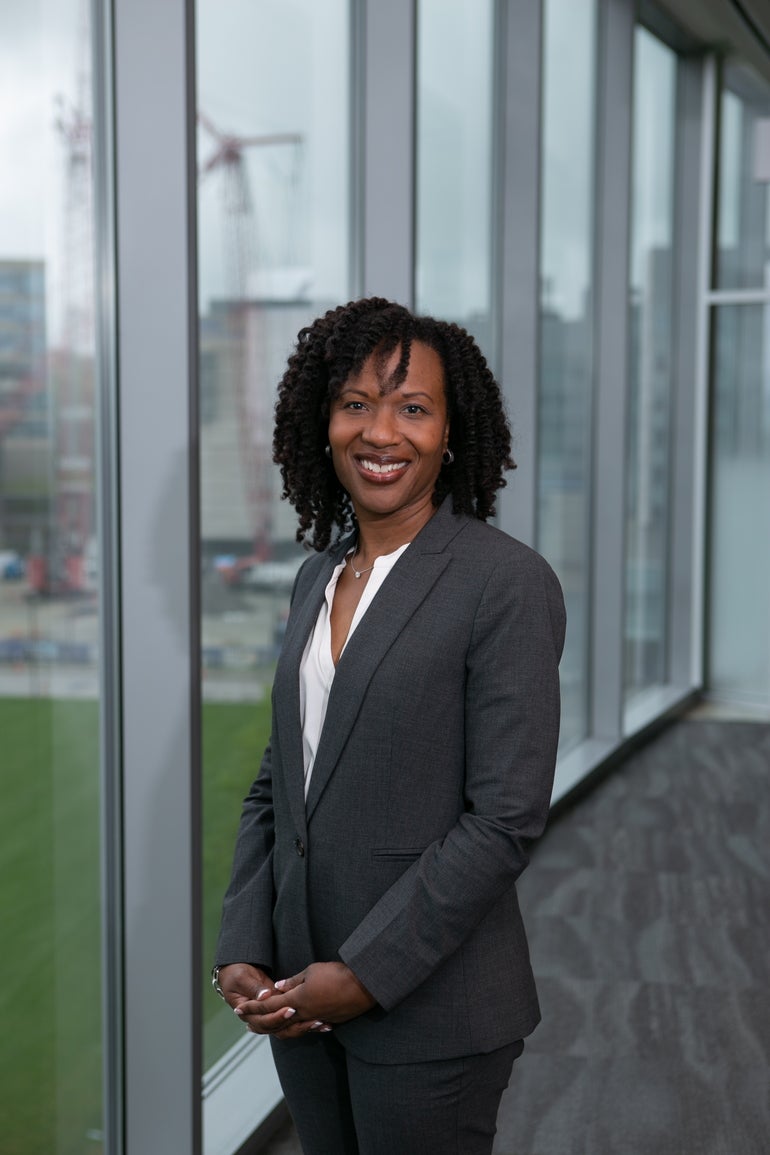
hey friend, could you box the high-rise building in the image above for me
[0,258,49,552]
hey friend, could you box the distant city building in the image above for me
[200,296,324,556]
[0,259,49,551]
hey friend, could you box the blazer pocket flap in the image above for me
[371,848,424,861]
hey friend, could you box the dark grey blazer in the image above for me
[216,497,566,1064]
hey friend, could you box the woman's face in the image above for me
[328,340,449,524]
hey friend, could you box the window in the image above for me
[0,3,104,1150]
[709,304,770,703]
[195,0,353,1121]
[716,69,770,291]
[708,65,770,707]
[536,0,597,751]
[624,26,678,709]
[416,0,495,351]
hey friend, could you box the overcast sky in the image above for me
[1,0,705,342]
[0,2,75,258]
[0,0,349,340]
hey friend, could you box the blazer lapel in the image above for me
[272,538,351,837]
[305,501,467,821]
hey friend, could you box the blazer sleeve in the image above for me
[338,551,566,1010]
[214,740,276,970]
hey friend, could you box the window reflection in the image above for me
[709,68,770,705]
[196,0,351,1072]
[709,304,770,704]
[624,26,677,709]
[416,0,494,349]
[537,0,597,752]
[0,2,103,1152]
[716,66,770,291]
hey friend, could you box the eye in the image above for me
[403,404,427,416]
[342,400,367,411]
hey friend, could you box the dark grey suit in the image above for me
[216,497,566,1067]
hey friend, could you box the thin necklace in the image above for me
[346,549,376,580]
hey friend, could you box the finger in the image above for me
[238,991,299,1016]
[242,1007,297,1035]
[273,974,304,992]
[223,985,261,1008]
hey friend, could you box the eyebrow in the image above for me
[337,386,372,398]
[336,385,437,402]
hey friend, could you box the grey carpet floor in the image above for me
[261,720,770,1154]
[494,720,770,1155]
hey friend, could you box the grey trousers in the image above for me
[270,1032,523,1155]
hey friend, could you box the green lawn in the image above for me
[202,696,272,1066]
[0,694,270,1155]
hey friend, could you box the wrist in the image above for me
[212,962,271,1001]
[341,963,376,1009]
[211,965,226,1000]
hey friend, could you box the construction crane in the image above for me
[198,112,302,562]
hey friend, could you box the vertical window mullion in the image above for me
[114,0,201,1150]
[590,0,635,742]
[497,0,543,547]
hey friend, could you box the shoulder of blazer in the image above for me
[417,499,563,590]
[451,512,558,569]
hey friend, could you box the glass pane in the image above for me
[537,0,597,753]
[0,3,104,1153]
[708,303,770,705]
[416,0,494,350]
[624,27,677,710]
[196,0,351,1073]
[716,66,770,291]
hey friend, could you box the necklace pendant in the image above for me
[346,551,375,579]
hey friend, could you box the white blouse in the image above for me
[299,542,409,799]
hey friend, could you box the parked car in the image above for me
[0,551,25,580]
[239,559,304,591]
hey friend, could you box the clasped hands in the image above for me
[217,961,376,1039]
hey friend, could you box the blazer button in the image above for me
[294,838,305,857]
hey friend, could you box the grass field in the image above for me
[201,695,273,1066]
[0,694,270,1155]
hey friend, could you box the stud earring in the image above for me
[324,445,331,458]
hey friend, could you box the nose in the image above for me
[362,404,398,447]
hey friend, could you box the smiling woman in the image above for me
[327,341,449,528]
[272,298,515,552]
[214,298,565,1155]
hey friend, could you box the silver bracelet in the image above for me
[211,965,226,1001]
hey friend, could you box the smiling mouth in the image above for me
[358,459,408,475]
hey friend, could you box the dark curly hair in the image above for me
[273,297,515,551]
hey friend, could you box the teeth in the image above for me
[361,459,407,474]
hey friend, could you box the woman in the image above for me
[213,298,565,1154]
